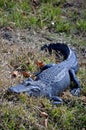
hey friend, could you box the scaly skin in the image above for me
[9,43,81,104]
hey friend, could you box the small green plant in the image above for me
[56,21,70,33]
[0,0,86,34]
[76,19,86,31]
[0,1,86,130]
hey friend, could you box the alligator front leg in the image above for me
[50,96,63,105]
[41,63,56,71]
[69,69,81,96]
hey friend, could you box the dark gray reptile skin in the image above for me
[9,43,81,104]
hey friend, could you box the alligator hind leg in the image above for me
[69,69,81,96]
[50,96,63,105]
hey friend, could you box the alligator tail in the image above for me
[41,43,70,59]
[41,43,79,73]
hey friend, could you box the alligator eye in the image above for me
[31,88,40,93]
[30,88,40,97]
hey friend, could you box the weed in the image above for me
[76,19,86,31]
[0,1,86,130]
[0,0,85,35]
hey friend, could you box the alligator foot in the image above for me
[50,96,63,105]
[69,69,81,96]
[70,88,80,96]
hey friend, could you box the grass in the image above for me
[0,0,86,34]
[0,94,86,130]
[0,0,86,130]
[0,43,86,130]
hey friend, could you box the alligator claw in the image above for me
[50,96,63,105]
[8,43,80,105]
[70,88,80,96]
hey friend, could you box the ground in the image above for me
[0,0,86,130]
[0,28,86,130]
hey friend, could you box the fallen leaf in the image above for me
[22,71,30,78]
[6,26,13,32]
[81,96,86,105]
[12,71,18,77]
[40,112,48,128]
[36,60,45,68]
[32,0,40,6]
[82,128,85,130]
[43,118,48,128]
[40,112,48,118]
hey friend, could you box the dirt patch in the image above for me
[0,28,86,130]
[0,28,86,92]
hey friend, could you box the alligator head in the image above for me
[8,79,41,97]
[9,84,41,97]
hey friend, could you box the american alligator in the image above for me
[8,43,81,104]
